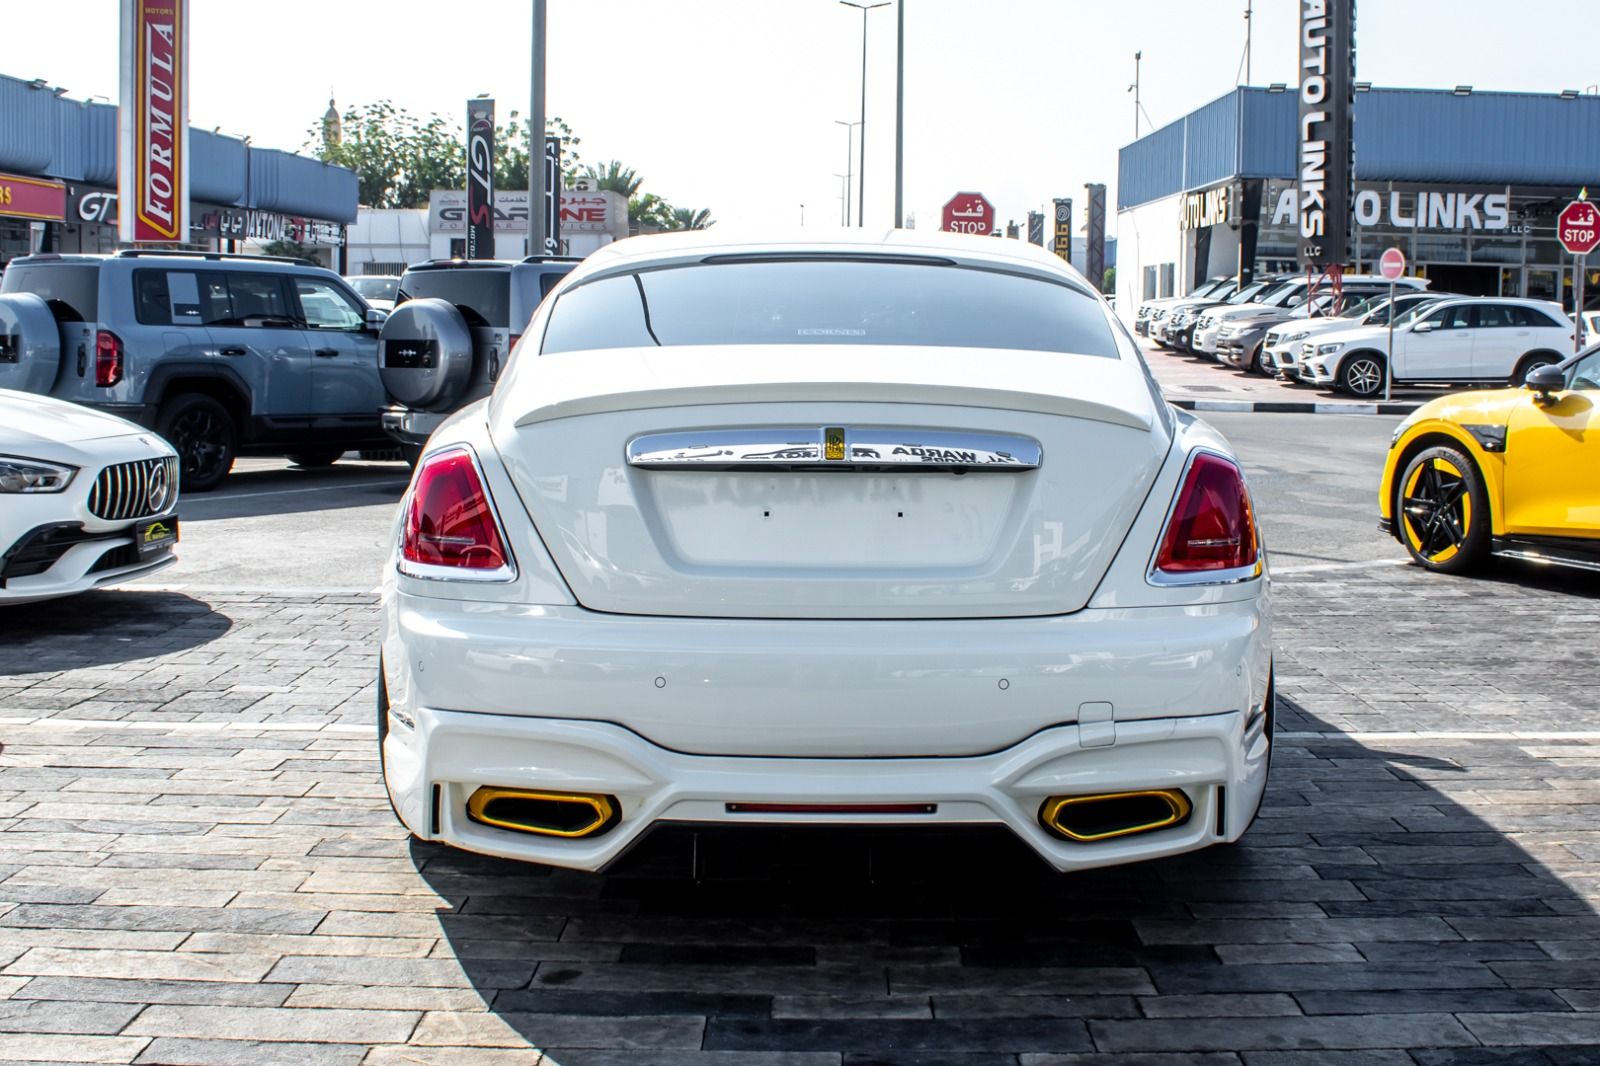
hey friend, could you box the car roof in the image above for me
[6,251,331,273]
[405,256,581,273]
[566,228,1101,291]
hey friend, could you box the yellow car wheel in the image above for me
[1396,445,1489,573]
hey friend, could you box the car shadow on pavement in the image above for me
[0,589,231,672]
[407,699,1600,1064]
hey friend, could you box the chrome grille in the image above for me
[87,456,179,521]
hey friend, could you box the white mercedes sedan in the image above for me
[378,230,1273,873]
[0,389,178,605]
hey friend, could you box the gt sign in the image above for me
[1558,200,1600,257]
[942,193,994,235]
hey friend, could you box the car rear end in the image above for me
[0,256,113,405]
[379,236,1272,874]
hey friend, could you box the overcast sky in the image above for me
[11,2,1598,230]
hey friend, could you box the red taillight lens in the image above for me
[94,330,123,387]
[1154,453,1259,574]
[400,449,513,576]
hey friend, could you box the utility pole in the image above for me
[894,0,905,228]
[834,120,858,228]
[1131,51,1142,139]
[842,1,889,227]
[1244,1,1252,85]
[529,0,547,256]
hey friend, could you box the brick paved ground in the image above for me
[1,563,1598,1064]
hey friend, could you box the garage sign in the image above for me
[118,0,189,243]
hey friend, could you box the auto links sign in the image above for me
[1268,182,1519,233]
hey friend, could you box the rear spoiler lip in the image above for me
[511,380,1154,433]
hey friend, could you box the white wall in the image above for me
[345,208,430,275]
[1114,194,1184,327]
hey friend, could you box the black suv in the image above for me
[378,256,578,461]
[0,251,390,491]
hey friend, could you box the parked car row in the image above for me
[0,250,575,490]
[1135,279,1577,398]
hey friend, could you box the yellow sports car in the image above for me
[1380,349,1600,573]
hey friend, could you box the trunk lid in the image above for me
[487,346,1168,619]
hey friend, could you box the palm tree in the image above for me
[584,161,643,198]
[670,206,715,231]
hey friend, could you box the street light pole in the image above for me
[834,120,859,228]
[841,1,889,227]
[529,0,547,257]
[1131,50,1142,139]
[894,0,904,228]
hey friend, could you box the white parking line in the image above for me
[1273,558,1410,575]
[190,478,408,503]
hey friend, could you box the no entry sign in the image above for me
[1379,247,1406,281]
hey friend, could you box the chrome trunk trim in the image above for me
[625,427,1042,471]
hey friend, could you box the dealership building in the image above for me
[0,73,357,267]
[1115,86,1600,320]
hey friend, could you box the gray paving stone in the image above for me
[1089,1013,1478,1052]
[9,975,292,1007]
[134,1036,369,1066]
[0,997,143,1034]
[123,1004,419,1043]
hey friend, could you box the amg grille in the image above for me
[88,456,178,521]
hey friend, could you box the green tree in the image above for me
[668,206,715,231]
[1103,266,1116,294]
[583,161,644,198]
[492,112,582,191]
[310,101,583,209]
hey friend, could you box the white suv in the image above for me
[1261,292,1445,377]
[1191,275,1422,359]
[1299,297,1572,397]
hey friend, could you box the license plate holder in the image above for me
[136,515,179,558]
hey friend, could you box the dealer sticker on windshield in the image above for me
[137,516,179,558]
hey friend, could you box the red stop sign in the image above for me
[1558,200,1600,256]
[942,192,995,235]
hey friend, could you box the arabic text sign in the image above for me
[941,193,994,235]
[1558,200,1600,257]
[119,0,189,243]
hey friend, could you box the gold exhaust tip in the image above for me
[466,786,618,839]
[1040,789,1192,843]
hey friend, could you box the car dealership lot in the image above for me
[2,415,1599,1064]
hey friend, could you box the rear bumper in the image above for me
[380,591,1272,872]
[382,704,1268,874]
[80,402,157,431]
[381,405,445,449]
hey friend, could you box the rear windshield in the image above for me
[397,270,509,327]
[540,259,1117,357]
[349,276,398,301]
[0,263,99,321]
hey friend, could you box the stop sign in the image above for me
[942,193,995,235]
[1558,200,1600,256]
[1379,247,1406,281]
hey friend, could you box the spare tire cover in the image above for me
[379,298,474,412]
[0,292,62,395]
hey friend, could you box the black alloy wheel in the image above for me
[157,393,236,493]
[1338,352,1386,398]
[1396,445,1490,573]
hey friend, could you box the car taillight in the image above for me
[1154,452,1259,576]
[95,330,123,387]
[399,448,515,580]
